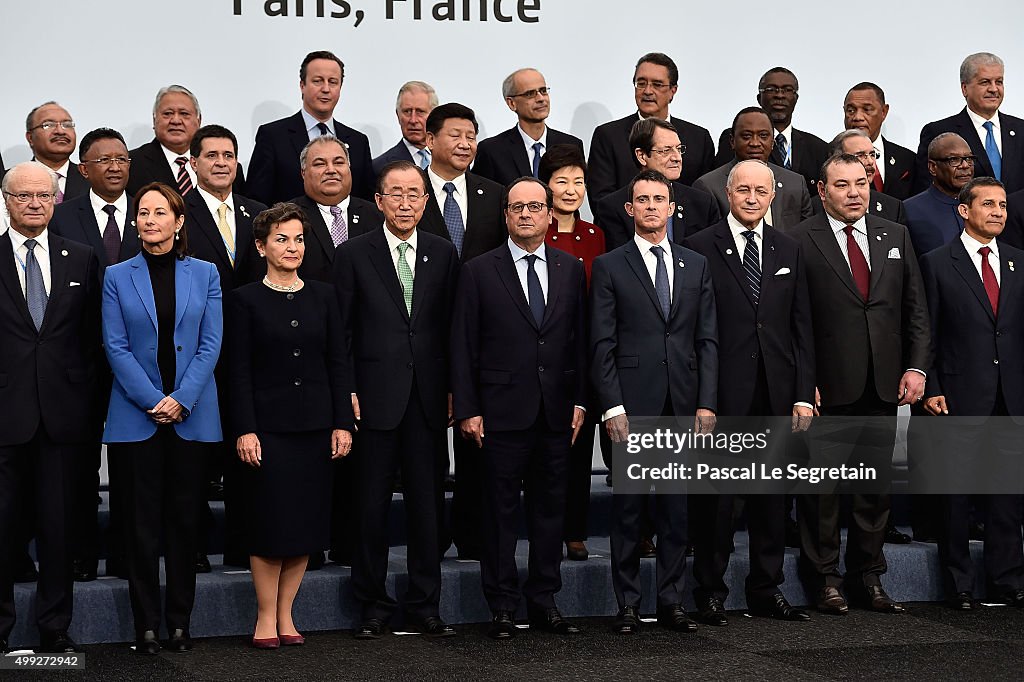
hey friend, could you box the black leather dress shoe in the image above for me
[528,607,581,635]
[657,604,698,632]
[37,631,81,653]
[750,593,811,621]
[307,552,325,570]
[73,559,97,582]
[488,610,516,640]
[639,537,657,558]
[816,586,849,615]
[697,597,728,626]
[885,526,912,544]
[565,541,589,561]
[135,630,160,655]
[1000,589,1024,607]
[327,550,351,567]
[613,606,640,635]
[0,639,8,655]
[949,592,976,610]
[863,585,905,613]
[354,618,387,640]
[195,553,211,574]
[166,628,192,652]
[408,616,456,638]
[105,557,129,579]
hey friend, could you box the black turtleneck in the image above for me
[142,248,177,395]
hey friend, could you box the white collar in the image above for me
[727,213,765,239]
[508,237,546,261]
[517,124,548,148]
[301,107,333,134]
[826,212,868,235]
[383,224,418,252]
[9,227,49,252]
[961,229,999,258]
[197,186,234,214]
[89,189,128,215]
[966,107,1000,128]
[634,231,671,254]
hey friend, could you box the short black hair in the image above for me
[253,202,308,243]
[958,176,1005,206]
[759,66,798,90]
[732,106,772,134]
[376,160,429,195]
[425,102,478,136]
[79,127,126,160]
[629,118,678,167]
[300,50,344,82]
[504,176,553,209]
[537,144,587,184]
[189,124,238,158]
[634,52,678,87]
[846,81,886,106]
[627,169,673,203]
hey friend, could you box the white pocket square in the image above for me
[774,267,791,275]
[70,281,81,287]
[887,248,901,259]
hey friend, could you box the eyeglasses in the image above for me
[4,191,56,204]
[29,120,75,132]
[633,79,672,92]
[852,151,880,161]
[506,201,548,214]
[650,144,686,158]
[81,156,132,167]
[378,192,426,203]
[932,155,978,167]
[509,87,550,99]
[758,85,797,96]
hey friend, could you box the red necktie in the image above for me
[871,170,884,193]
[843,225,870,300]
[979,246,999,316]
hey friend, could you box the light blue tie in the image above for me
[983,121,1002,180]
[650,245,670,319]
[24,239,48,331]
[442,182,465,257]
[418,148,431,170]
[531,142,544,178]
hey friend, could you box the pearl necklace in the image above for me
[262,275,302,292]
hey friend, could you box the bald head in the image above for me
[726,160,776,228]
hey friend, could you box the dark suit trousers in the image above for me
[798,380,894,589]
[0,426,77,640]
[564,417,596,542]
[451,435,484,556]
[329,454,357,562]
[108,427,208,635]
[480,418,570,612]
[352,384,444,621]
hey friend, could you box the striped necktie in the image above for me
[175,157,194,195]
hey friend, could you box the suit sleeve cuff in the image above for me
[794,402,814,410]
[574,405,587,413]
[906,368,927,378]
[601,405,625,422]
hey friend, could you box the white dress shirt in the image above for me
[727,214,764,267]
[427,167,468,227]
[827,213,872,270]
[507,238,548,303]
[160,143,197,187]
[383,225,418,277]
[966,107,1002,155]
[961,230,1001,286]
[89,190,128,240]
[54,160,71,196]
[402,138,429,166]
[871,134,887,183]
[9,227,51,296]
[517,124,548,164]
[197,186,237,243]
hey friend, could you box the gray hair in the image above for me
[927,132,969,159]
[25,101,60,132]
[152,85,202,119]
[395,81,438,111]
[726,159,775,191]
[299,134,348,171]
[2,161,60,195]
[960,52,1004,84]
[502,68,541,98]
[831,128,872,153]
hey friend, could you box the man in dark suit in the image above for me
[0,162,101,654]
[588,52,715,209]
[695,108,813,234]
[792,153,931,615]
[248,50,374,204]
[1005,187,1024,249]
[50,128,139,582]
[915,53,1024,195]
[126,85,245,199]
[591,169,718,634]
[683,160,813,626]
[921,178,1024,610]
[418,103,505,560]
[593,118,721,251]
[905,133,973,257]
[452,176,586,639]
[371,81,437,177]
[337,161,460,640]
[292,135,384,285]
[830,130,907,225]
[714,68,830,194]
[844,82,916,200]
[25,102,87,205]
[473,68,585,187]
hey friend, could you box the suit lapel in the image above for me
[409,233,433,326]
[506,131,533,178]
[495,247,537,328]
[305,200,336,264]
[998,244,1018,325]
[188,193,233,271]
[866,221,888,296]
[0,234,36,330]
[289,113,311,161]
[623,241,665,320]
[129,256,158,330]
[955,109,993,177]
[760,227,780,298]
[75,201,107,265]
[40,234,69,334]
[174,258,192,329]
[540,248,564,328]
[233,199,255,272]
[713,222,755,309]
[368,230,410,322]
[1000,112,1020,175]
[950,237,995,323]
[808,220,862,299]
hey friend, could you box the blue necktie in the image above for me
[442,182,465,257]
[742,231,761,304]
[524,254,545,325]
[775,132,791,169]
[666,213,675,242]
[650,245,670,319]
[531,142,544,178]
[418,148,431,170]
[983,121,1002,180]
[24,239,48,331]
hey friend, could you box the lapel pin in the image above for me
[477,188,484,195]
[678,260,684,268]
[422,255,429,262]
[240,205,250,218]
[726,248,733,255]
[777,182,783,188]
[575,235,581,241]
[1010,261,1015,271]
[551,234,558,240]
[344,142,350,148]
[61,249,68,256]
[131,220,136,227]
[588,228,595,234]
[876,201,882,212]
[1011,131,1017,137]
[876,235,881,240]
[770,244,775,251]
[353,215,360,223]
[890,157,896,166]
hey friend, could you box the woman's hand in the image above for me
[237,433,262,467]
[148,396,184,424]
[331,429,353,459]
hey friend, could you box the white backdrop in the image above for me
[2,0,1023,174]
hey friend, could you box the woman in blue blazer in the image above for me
[102,182,222,655]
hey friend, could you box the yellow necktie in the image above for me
[217,203,235,266]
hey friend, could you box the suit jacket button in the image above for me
[291,320,299,327]
[293,348,301,357]
[538,366,545,372]
[661,360,667,365]
[756,322,763,329]
[287,293,295,300]
[294,378,302,386]
[176,345,183,351]
[407,362,413,369]
[538,339,545,345]
[665,332,670,337]
[996,331,1002,337]
[751,352,758,359]
[994,359,1000,365]
[409,331,415,337]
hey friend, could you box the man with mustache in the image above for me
[25,101,87,204]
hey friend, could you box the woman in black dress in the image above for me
[228,202,354,648]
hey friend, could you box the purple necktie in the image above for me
[101,204,120,265]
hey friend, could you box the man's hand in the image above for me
[460,416,484,448]
[605,414,629,443]
[351,394,360,431]
[237,433,261,467]
[792,405,814,432]
[695,408,716,434]
[571,407,586,445]
[924,395,949,416]
[897,371,926,407]
[331,429,353,458]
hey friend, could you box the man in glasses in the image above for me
[830,130,907,226]
[844,82,916,200]
[588,52,715,209]
[451,176,586,639]
[906,133,976,257]
[473,68,585,188]
[25,102,87,204]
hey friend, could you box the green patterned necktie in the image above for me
[397,242,414,314]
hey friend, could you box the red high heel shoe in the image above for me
[279,633,305,646]
[251,636,280,649]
